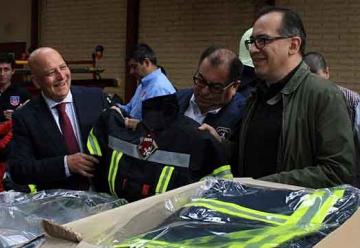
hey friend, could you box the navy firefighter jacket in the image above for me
[87,94,232,202]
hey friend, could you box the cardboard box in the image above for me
[41,178,360,248]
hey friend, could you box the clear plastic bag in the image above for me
[0,190,127,247]
[102,178,360,248]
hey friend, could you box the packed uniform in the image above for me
[87,94,233,202]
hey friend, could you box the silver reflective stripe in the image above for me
[108,135,190,168]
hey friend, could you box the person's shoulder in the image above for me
[301,73,339,94]
[13,96,41,119]
[176,88,192,98]
[5,83,29,95]
[71,85,103,94]
[71,86,104,99]
[232,92,248,105]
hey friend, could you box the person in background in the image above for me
[117,43,176,125]
[304,51,360,125]
[177,46,246,141]
[8,47,109,191]
[238,27,257,97]
[0,53,31,122]
[236,6,355,188]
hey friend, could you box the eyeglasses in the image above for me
[245,35,293,50]
[193,73,234,94]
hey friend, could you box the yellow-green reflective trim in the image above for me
[243,189,345,248]
[186,198,289,226]
[312,189,345,224]
[242,191,325,247]
[87,129,102,156]
[28,184,37,194]
[210,165,233,179]
[116,189,345,248]
[155,166,174,194]
[108,150,123,197]
[257,190,345,248]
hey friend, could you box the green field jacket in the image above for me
[238,62,355,188]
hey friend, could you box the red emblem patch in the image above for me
[137,133,158,160]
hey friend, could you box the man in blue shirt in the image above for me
[119,44,175,121]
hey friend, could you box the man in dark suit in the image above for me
[8,47,107,191]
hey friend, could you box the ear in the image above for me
[288,37,301,55]
[31,75,41,89]
[324,66,330,79]
[232,80,241,91]
[227,80,240,96]
[143,58,151,67]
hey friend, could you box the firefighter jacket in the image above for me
[116,179,359,248]
[87,94,232,202]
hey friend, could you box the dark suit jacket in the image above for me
[8,86,107,190]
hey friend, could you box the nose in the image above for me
[199,84,211,95]
[55,68,65,80]
[249,43,260,55]
[129,67,135,75]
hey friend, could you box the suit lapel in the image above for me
[32,96,68,153]
[71,87,88,145]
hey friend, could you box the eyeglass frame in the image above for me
[244,35,294,50]
[192,72,235,94]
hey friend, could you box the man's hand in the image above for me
[109,106,139,130]
[67,153,99,177]
[3,110,13,120]
[125,117,140,131]
[198,123,223,142]
[3,100,31,120]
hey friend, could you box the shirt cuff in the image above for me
[64,156,71,177]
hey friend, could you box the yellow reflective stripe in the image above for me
[87,129,102,156]
[28,184,37,193]
[312,189,345,224]
[242,192,324,247]
[155,166,174,194]
[186,198,289,226]
[117,189,346,248]
[264,190,344,248]
[108,150,123,197]
[244,189,345,248]
[285,191,325,225]
[210,165,233,179]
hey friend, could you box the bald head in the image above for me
[29,47,72,102]
[28,47,63,75]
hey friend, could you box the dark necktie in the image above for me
[56,102,89,190]
[56,102,80,154]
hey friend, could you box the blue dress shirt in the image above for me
[119,68,176,120]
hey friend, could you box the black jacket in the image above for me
[89,94,231,202]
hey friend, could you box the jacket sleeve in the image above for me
[191,132,233,181]
[8,113,66,185]
[0,120,12,148]
[262,85,355,188]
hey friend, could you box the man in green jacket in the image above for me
[237,6,355,188]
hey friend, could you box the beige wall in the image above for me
[40,0,127,95]
[37,0,360,95]
[39,0,256,96]
[277,0,360,91]
[0,0,31,47]
[139,0,255,89]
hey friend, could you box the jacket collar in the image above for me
[281,61,310,95]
